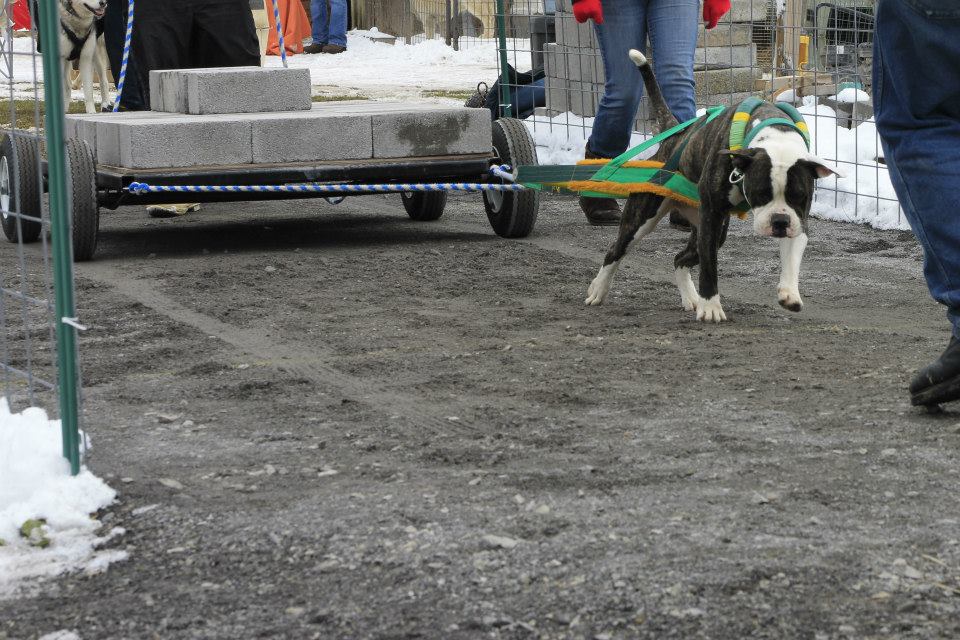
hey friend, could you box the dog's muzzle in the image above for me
[770,214,791,238]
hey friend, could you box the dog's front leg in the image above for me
[695,205,728,323]
[62,59,74,108]
[585,194,665,306]
[777,232,808,312]
[78,36,98,114]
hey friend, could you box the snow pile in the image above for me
[264,32,516,99]
[0,401,124,599]
[797,102,906,230]
[829,87,872,104]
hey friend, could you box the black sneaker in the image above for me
[464,82,489,108]
[910,337,960,406]
[669,210,692,232]
[303,42,325,54]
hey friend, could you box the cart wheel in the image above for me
[402,190,447,221]
[1,133,43,244]
[484,118,539,238]
[65,138,99,262]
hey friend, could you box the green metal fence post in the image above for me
[494,0,512,118]
[37,0,82,475]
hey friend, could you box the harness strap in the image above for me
[728,97,810,151]
[591,105,725,183]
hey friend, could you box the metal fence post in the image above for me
[494,0,512,118]
[37,0,82,475]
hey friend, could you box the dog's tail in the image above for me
[628,49,679,132]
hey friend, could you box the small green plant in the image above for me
[19,518,50,549]
[422,89,475,101]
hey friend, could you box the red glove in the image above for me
[703,0,731,29]
[572,0,603,25]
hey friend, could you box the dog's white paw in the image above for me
[585,265,615,306]
[695,295,727,323]
[675,267,700,311]
[777,288,803,313]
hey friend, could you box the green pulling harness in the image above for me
[517,97,810,217]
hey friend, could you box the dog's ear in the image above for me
[718,148,758,170]
[800,154,845,179]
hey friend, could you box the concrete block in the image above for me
[371,107,491,159]
[697,23,754,47]
[100,117,254,168]
[721,2,769,23]
[250,112,372,163]
[556,12,596,49]
[150,67,312,114]
[568,81,599,118]
[565,48,604,84]
[546,76,569,113]
[555,0,571,12]
[544,43,563,81]
[694,44,757,70]
[695,67,759,100]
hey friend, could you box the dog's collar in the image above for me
[728,97,810,152]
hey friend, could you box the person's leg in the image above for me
[579,0,646,225]
[646,0,698,122]
[587,0,646,159]
[874,0,960,404]
[131,0,194,109]
[326,0,348,48]
[104,0,146,110]
[311,0,330,45]
[189,0,260,68]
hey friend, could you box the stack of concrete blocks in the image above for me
[543,0,767,132]
[63,67,491,170]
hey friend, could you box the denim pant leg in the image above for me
[587,0,647,158]
[647,0,698,122]
[874,0,960,335]
[587,0,699,158]
[311,0,329,45]
[327,0,348,47]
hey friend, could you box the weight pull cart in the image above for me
[1,117,539,262]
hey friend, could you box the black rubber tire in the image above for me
[484,118,540,238]
[0,133,43,244]
[401,190,448,221]
[65,138,99,262]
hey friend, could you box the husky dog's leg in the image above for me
[95,36,111,108]
[62,58,74,107]
[78,34,98,113]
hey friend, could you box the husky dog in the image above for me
[35,0,111,113]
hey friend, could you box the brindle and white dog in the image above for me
[585,50,844,322]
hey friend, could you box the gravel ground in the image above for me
[2,193,960,640]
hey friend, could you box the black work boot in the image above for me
[669,210,692,232]
[579,148,621,226]
[910,337,960,406]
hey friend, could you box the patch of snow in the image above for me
[829,88,871,104]
[775,89,799,103]
[0,401,124,600]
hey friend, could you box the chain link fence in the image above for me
[1,0,84,474]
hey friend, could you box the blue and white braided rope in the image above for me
[113,0,135,112]
[127,181,526,195]
[271,0,288,68]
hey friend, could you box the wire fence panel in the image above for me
[1,0,84,474]
[489,0,899,230]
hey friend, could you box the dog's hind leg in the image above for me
[674,229,700,311]
[777,232,808,312]
[62,59,74,108]
[585,193,665,306]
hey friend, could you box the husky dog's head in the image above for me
[64,0,107,19]
[723,128,843,239]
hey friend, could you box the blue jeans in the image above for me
[311,0,348,47]
[874,0,960,336]
[588,0,699,158]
